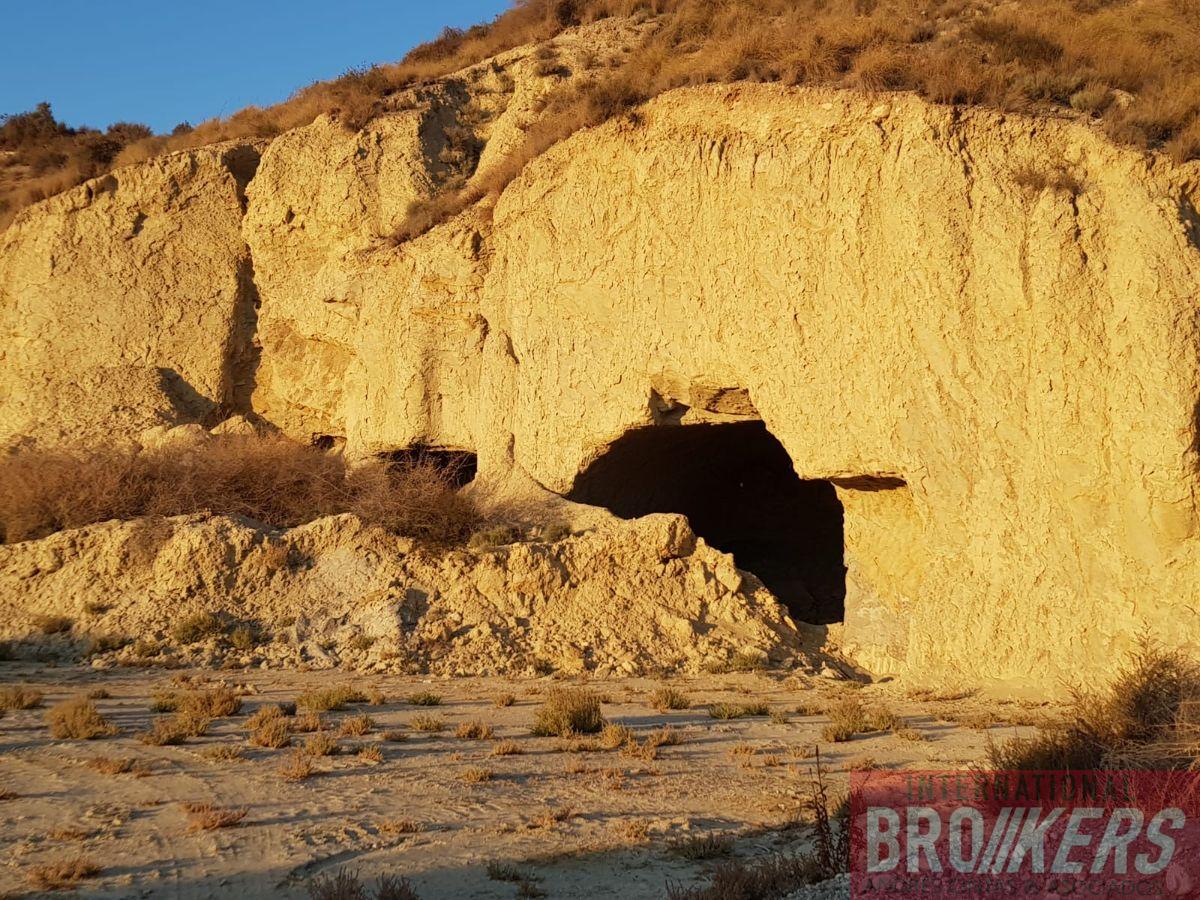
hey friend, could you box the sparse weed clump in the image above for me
[649,686,690,711]
[410,714,446,733]
[406,691,442,707]
[26,856,102,892]
[297,684,368,712]
[308,868,420,900]
[0,685,44,710]
[46,698,118,740]
[707,701,770,720]
[340,714,376,737]
[455,720,494,740]
[531,688,605,737]
[821,698,900,742]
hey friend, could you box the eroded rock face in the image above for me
[0,143,262,446]
[4,28,1200,687]
[484,85,1200,687]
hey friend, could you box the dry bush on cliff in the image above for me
[0,434,480,545]
[6,1,1200,232]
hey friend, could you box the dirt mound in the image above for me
[0,509,819,677]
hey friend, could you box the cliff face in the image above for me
[3,25,1199,686]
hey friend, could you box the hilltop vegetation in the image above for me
[3,0,1199,230]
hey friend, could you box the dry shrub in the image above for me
[46,697,118,740]
[340,714,376,737]
[988,638,1200,771]
[184,802,247,831]
[492,739,523,756]
[308,868,420,900]
[455,720,494,740]
[26,856,102,891]
[649,686,689,711]
[305,732,340,757]
[493,693,516,708]
[140,716,190,746]
[707,701,770,720]
[246,703,287,730]
[0,685,43,710]
[670,832,736,860]
[379,817,422,834]
[411,714,445,733]
[460,765,494,783]
[0,434,480,546]
[298,684,369,712]
[531,688,605,736]
[405,691,442,707]
[85,755,151,776]
[279,750,315,782]
[357,744,384,764]
[251,718,293,749]
[201,745,246,762]
[598,723,634,749]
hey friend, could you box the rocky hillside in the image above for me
[2,10,1200,689]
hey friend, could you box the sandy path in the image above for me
[0,663,1050,898]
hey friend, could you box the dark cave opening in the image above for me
[383,445,478,488]
[567,421,846,624]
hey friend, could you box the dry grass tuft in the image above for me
[491,739,523,756]
[46,697,118,740]
[460,765,494,783]
[85,756,151,775]
[309,868,420,900]
[381,729,408,742]
[406,691,442,707]
[455,720,494,740]
[26,856,102,891]
[649,686,690,711]
[410,714,445,733]
[493,693,516,708]
[379,817,422,835]
[357,744,384,764]
[531,688,605,736]
[671,832,736,860]
[201,745,246,762]
[821,698,899,742]
[184,802,247,831]
[708,701,770,720]
[304,731,340,757]
[0,435,480,546]
[279,750,316,782]
[340,714,376,737]
[251,718,293,749]
[598,723,634,750]
[139,716,190,746]
[0,685,44,710]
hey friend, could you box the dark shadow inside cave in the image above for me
[567,420,846,624]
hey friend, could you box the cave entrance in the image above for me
[567,421,846,624]
[383,445,478,488]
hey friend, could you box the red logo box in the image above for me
[850,770,1200,898]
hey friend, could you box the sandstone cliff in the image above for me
[3,21,1199,688]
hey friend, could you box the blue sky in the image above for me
[1,0,511,133]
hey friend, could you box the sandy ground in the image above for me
[0,663,1054,899]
